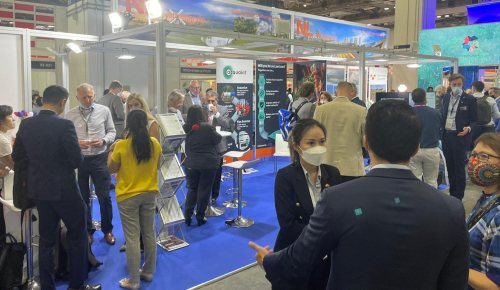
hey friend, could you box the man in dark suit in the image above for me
[441,73,477,200]
[12,86,101,290]
[250,99,469,290]
[349,83,366,108]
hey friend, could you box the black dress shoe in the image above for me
[68,284,102,290]
[197,217,207,226]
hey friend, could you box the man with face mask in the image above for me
[65,83,117,245]
[441,73,478,200]
[466,132,500,289]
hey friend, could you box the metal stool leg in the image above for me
[223,167,247,208]
[90,180,101,231]
[25,209,40,290]
[225,169,254,228]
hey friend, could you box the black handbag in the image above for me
[13,158,35,210]
[0,233,26,289]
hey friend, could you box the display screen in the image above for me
[467,2,500,25]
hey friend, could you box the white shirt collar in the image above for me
[371,164,411,170]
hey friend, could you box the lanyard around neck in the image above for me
[467,194,500,230]
[449,95,461,115]
[79,107,94,134]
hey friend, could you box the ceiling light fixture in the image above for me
[109,12,124,33]
[444,14,450,18]
[202,60,215,65]
[66,42,82,54]
[145,0,163,22]
[367,24,372,26]
[303,4,307,7]
[384,7,390,10]
[437,15,442,19]
[397,84,408,92]
[117,48,135,60]
[375,59,388,62]
[406,63,421,68]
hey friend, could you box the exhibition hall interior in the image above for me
[0,0,499,289]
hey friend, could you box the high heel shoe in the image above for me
[197,217,207,226]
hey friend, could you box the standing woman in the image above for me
[125,93,160,141]
[0,105,15,243]
[108,109,162,290]
[467,132,500,290]
[183,105,221,226]
[273,119,342,290]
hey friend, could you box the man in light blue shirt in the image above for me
[65,83,117,245]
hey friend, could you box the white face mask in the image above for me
[451,87,462,96]
[299,146,327,166]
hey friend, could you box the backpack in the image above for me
[476,95,492,125]
[278,100,308,141]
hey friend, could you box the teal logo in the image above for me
[354,208,363,216]
[223,65,233,80]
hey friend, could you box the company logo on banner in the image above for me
[216,58,254,151]
[217,58,253,84]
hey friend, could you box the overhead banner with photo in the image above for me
[116,0,291,52]
[293,61,326,97]
[255,61,287,149]
[216,58,254,151]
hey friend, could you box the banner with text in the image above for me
[216,58,254,151]
[256,61,287,149]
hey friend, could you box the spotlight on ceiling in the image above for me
[437,15,442,19]
[202,60,216,65]
[66,42,82,54]
[109,12,124,33]
[117,48,135,60]
[397,84,408,92]
[145,0,163,22]
[444,14,450,18]
[384,7,390,10]
[406,63,421,68]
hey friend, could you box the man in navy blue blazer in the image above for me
[250,99,468,290]
[12,86,101,290]
[441,73,477,200]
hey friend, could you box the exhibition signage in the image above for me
[293,61,326,97]
[255,61,287,149]
[368,67,388,107]
[216,58,254,151]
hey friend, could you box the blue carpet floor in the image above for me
[55,157,287,290]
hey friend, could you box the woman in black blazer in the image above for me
[274,119,341,290]
[183,105,221,226]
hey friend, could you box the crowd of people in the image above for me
[0,73,499,290]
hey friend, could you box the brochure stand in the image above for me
[155,113,188,251]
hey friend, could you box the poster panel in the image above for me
[255,61,287,149]
[216,58,254,151]
[368,67,388,107]
[293,61,326,98]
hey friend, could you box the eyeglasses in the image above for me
[470,152,500,161]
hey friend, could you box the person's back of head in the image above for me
[471,81,485,93]
[349,83,357,98]
[184,105,205,132]
[108,80,122,90]
[335,81,353,98]
[365,100,421,163]
[411,88,426,105]
[298,81,315,100]
[43,85,68,105]
[126,109,152,164]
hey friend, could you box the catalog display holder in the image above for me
[155,113,188,251]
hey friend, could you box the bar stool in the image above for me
[224,159,259,228]
[89,180,101,231]
[24,208,40,290]
[222,149,250,208]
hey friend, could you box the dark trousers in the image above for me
[185,168,217,221]
[36,196,88,290]
[443,132,468,200]
[211,157,224,201]
[78,153,113,234]
[471,125,495,149]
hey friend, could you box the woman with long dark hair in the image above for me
[183,105,221,226]
[107,109,162,290]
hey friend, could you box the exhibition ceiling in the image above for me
[238,0,473,28]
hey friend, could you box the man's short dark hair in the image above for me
[42,85,69,104]
[108,80,122,90]
[411,88,426,104]
[366,100,421,163]
[472,81,485,92]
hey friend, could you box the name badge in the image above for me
[459,106,467,111]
